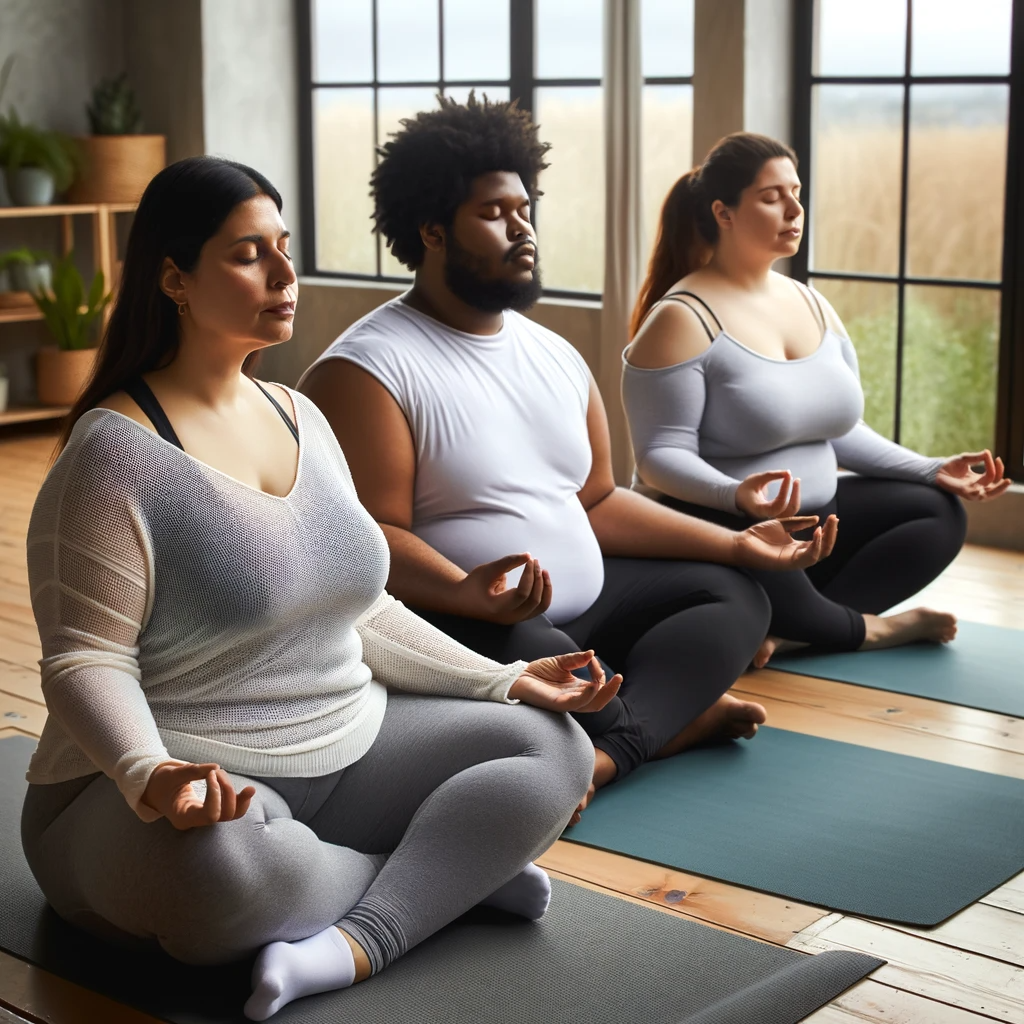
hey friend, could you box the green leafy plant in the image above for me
[87,74,143,135]
[31,252,110,351]
[0,246,48,270]
[0,112,78,190]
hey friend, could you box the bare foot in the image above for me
[861,607,957,650]
[655,694,767,760]
[752,634,809,668]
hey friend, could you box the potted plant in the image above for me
[0,247,51,308]
[32,251,110,406]
[0,111,77,206]
[67,74,165,205]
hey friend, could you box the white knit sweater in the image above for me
[26,389,527,821]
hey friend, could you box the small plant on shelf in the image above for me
[0,246,52,294]
[32,251,110,350]
[0,112,78,206]
[69,73,165,204]
[87,73,144,135]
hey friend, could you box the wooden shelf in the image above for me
[0,202,136,219]
[0,308,43,325]
[0,405,69,426]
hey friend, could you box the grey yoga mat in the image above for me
[0,736,880,1024]
[567,725,1024,926]
[771,620,1024,717]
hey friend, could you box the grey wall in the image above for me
[0,0,126,134]
[201,0,302,267]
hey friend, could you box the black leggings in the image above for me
[664,477,966,652]
[414,558,770,780]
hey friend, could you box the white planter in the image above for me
[9,167,56,206]
[11,262,52,293]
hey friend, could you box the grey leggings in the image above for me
[21,694,593,971]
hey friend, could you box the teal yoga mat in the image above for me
[771,620,1024,717]
[566,725,1024,926]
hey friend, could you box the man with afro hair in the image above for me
[301,95,837,811]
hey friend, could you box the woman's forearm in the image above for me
[587,487,739,563]
[379,523,472,614]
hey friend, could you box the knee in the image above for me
[517,705,594,805]
[718,568,772,642]
[935,488,967,551]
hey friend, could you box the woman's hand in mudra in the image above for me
[735,470,801,520]
[935,450,1011,502]
[142,761,256,830]
[733,514,839,571]
[508,651,622,714]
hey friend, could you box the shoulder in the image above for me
[626,296,714,370]
[782,275,847,337]
[508,311,592,388]
[94,389,159,434]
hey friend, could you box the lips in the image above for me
[508,244,537,264]
[265,302,296,315]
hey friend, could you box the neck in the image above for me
[153,326,256,407]
[705,240,774,291]
[405,261,504,336]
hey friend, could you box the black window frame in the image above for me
[792,0,1024,479]
[298,0,694,301]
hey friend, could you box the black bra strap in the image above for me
[663,291,725,335]
[124,377,184,450]
[659,296,717,341]
[254,381,299,446]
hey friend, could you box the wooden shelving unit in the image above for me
[0,202,135,427]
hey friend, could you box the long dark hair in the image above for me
[630,132,797,337]
[57,155,283,452]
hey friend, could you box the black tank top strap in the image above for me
[123,377,185,450]
[254,380,300,446]
[661,290,724,340]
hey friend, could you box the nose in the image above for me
[273,250,297,288]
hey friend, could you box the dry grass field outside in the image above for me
[812,118,1007,456]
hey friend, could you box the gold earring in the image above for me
[177,302,187,317]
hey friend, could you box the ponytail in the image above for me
[630,132,798,337]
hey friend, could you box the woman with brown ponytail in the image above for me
[624,133,1009,663]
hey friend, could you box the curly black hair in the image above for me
[371,93,551,269]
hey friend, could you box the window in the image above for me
[793,0,1023,476]
[300,1,695,298]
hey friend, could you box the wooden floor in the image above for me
[2,427,1024,1023]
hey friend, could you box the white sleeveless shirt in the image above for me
[300,297,604,624]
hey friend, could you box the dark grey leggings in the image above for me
[415,558,771,779]
[664,477,967,650]
[21,694,592,971]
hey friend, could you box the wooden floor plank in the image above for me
[803,979,1003,1023]
[880,902,1024,969]
[982,873,1024,916]
[735,669,1024,757]
[0,949,161,1024]
[731,692,1024,779]
[538,839,827,945]
[0,690,47,736]
[0,661,43,706]
[788,915,1024,1020]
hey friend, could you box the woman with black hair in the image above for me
[21,155,610,1019]
[624,133,1009,663]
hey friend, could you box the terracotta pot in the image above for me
[36,346,97,407]
[67,135,166,205]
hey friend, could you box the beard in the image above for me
[443,234,543,313]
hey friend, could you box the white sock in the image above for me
[480,862,552,921]
[243,926,355,1021]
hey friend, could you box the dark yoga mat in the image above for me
[0,736,880,1024]
[772,620,1024,717]
[567,725,1024,927]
